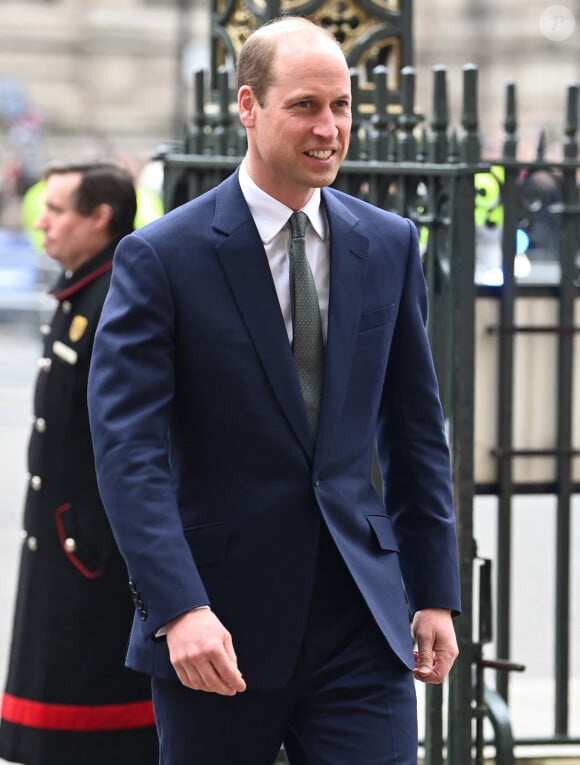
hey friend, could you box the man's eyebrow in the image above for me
[289,92,351,101]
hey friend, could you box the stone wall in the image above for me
[1,0,579,170]
[414,0,580,159]
[0,0,209,168]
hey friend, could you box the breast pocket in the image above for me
[358,302,398,333]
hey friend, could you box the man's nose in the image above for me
[34,213,47,231]
[313,107,339,138]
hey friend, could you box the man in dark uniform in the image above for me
[0,161,158,765]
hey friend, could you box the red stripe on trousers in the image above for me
[1,693,155,731]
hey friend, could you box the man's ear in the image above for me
[238,85,256,128]
[92,203,114,232]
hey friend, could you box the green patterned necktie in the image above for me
[288,211,324,435]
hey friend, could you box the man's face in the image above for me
[35,172,100,272]
[239,31,352,210]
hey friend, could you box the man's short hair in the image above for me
[43,159,137,239]
[236,16,341,107]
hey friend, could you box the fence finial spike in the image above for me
[536,130,547,161]
[461,64,481,164]
[502,81,518,160]
[563,82,579,160]
[430,65,449,164]
[449,130,460,163]
[397,67,419,161]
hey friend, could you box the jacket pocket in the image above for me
[367,514,399,552]
[55,502,105,579]
[184,522,229,566]
[358,302,397,332]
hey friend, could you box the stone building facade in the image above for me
[0,0,209,175]
[0,0,578,175]
[414,0,580,159]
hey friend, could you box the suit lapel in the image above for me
[213,177,369,461]
[213,174,313,455]
[315,190,369,460]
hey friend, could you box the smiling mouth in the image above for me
[306,150,333,160]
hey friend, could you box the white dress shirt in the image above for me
[238,160,330,343]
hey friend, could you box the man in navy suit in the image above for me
[88,15,461,765]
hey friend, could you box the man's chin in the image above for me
[45,251,63,267]
[310,169,340,188]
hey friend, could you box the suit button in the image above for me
[35,417,47,433]
[64,537,77,552]
[313,479,320,487]
[27,536,38,551]
[30,475,42,491]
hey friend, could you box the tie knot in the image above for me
[289,211,308,240]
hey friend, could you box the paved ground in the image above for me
[0,314,579,763]
[0,318,41,765]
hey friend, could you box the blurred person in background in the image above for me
[0,160,158,765]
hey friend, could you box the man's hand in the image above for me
[165,608,247,695]
[411,608,459,684]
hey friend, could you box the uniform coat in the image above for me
[0,245,157,765]
[88,171,461,692]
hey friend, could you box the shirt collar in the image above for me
[239,160,326,244]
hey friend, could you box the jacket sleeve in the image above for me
[376,219,461,616]
[88,232,209,639]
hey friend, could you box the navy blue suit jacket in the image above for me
[88,170,461,691]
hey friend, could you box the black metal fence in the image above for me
[157,59,580,763]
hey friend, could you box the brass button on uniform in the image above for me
[30,475,42,491]
[27,536,38,551]
[40,323,51,336]
[64,537,77,553]
[38,357,52,373]
[34,417,47,433]
[62,301,72,314]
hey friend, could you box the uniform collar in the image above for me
[51,241,118,302]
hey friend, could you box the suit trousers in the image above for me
[152,525,418,765]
